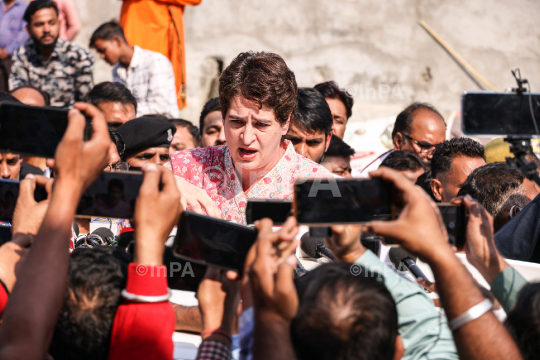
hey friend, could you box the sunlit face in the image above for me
[97,101,136,129]
[224,96,289,179]
[27,8,59,48]
[201,111,226,147]
[285,122,332,164]
[170,126,196,152]
[394,109,446,163]
[325,97,348,139]
[0,153,21,180]
[10,87,46,106]
[93,38,122,66]
[125,147,170,169]
[432,156,486,202]
[322,155,352,178]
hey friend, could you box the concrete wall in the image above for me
[72,0,540,125]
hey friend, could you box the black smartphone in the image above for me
[172,212,258,273]
[0,102,92,158]
[462,91,540,136]
[293,178,395,225]
[0,179,48,222]
[245,199,292,225]
[76,171,143,219]
[165,247,208,292]
[438,203,467,248]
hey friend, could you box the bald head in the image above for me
[392,103,446,164]
[10,87,48,106]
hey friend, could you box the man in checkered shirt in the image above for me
[9,0,93,109]
[90,21,180,118]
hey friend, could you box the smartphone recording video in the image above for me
[76,171,143,219]
[172,212,258,273]
[293,178,394,225]
[462,91,540,136]
[0,179,48,222]
[438,203,467,248]
[246,199,292,225]
[0,102,92,158]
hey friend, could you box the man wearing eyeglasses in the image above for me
[360,102,446,175]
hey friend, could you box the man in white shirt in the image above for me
[89,21,179,118]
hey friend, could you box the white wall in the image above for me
[73,0,540,125]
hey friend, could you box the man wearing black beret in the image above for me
[116,116,176,170]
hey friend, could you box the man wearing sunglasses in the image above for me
[360,102,446,175]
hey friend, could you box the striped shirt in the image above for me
[113,45,179,118]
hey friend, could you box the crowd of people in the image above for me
[0,0,539,359]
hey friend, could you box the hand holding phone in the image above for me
[11,175,52,236]
[0,102,93,158]
[53,103,109,194]
[134,164,181,266]
[363,167,452,260]
[454,195,508,284]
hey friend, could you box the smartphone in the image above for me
[0,102,92,158]
[380,203,467,247]
[0,179,48,222]
[172,211,258,273]
[165,247,208,292]
[438,203,467,248]
[246,199,292,225]
[76,171,143,219]
[462,91,540,136]
[293,178,395,225]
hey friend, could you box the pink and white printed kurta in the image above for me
[167,140,333,224]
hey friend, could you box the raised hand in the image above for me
[133,164,181,266]
[11,174,53,237]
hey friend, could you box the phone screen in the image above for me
[438,204,466,248]
[0,179,48,222]
[246,199,292,225]
[76,171,143,219]
[0,102,91,158]
[462,91,540,136]
[294,178,394,225]
[172,212,258,273]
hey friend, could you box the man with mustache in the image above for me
[9,0,93,108]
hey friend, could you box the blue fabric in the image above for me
[495,193,540,262]
[0,0,29,55]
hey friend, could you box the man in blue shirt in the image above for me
[0,0,29,92]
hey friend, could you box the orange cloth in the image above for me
[119,0,202,109]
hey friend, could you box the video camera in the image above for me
[461,69,540,185]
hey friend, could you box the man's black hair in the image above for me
[49,248,130,360]
[431,138,485,179]
[505,282,540,360]
[108,127,125,160]
[293,88,333,136]
[324,136,355,158]
[292,262,398,360]
[85,82,137,113]
[381,151,426,172]
[457,162,526,231]
[24,0,58,23]
[169,119,200,147]
[199,97,221,132]
[392,102,445,139]
[314,81,354,119]
[415,169,438,202]
[89,21,128,48]
[10,85,51,106]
